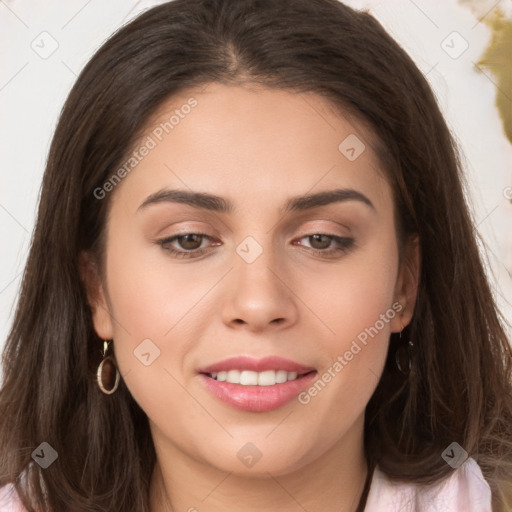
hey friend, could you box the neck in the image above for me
[149,417,369,512]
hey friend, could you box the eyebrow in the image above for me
[137,187,376,214]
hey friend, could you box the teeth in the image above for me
[275,370,288,383]
[209,370,302,385]
[227,369,240,384]
[240,370,258,385]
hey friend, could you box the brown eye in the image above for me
[157,232,217,259]
[308,234,333,250]
[295,234,355,257]
[175,234,204,250]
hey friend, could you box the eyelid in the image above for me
[297,219,353,235]
[156,231,355,260]
[154,219,353,245]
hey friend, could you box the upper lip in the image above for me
[198,356,316,375]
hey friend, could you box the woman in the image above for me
[1,0,511,510]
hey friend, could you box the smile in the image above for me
[206,369,306,386]
[197,356,317,412]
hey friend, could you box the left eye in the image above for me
[299,234,344,250]
[157,233,214,258]
[157,233,354,259]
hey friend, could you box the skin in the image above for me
[81,83,420,512]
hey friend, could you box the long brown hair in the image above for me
[1,1,511,511]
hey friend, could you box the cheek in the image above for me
[101,227,201,401]
[301,233,399,350]
[296,231,399,412]
[104,224,200,335]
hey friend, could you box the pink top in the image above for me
[0,458,492,511]
[365,458,492,511]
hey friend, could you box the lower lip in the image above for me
[198,372,317,412]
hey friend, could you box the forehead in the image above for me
[108,82,392,216]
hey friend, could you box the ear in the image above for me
[79,251,114,340]
[390,235,421,333]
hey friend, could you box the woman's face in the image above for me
[84,83,418,476]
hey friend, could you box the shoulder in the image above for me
[365,457,492,512]
[0,483,29,512]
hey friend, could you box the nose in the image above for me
[220,246,299,333]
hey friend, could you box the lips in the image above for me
[197,355,316,374]
[197,356,317,412]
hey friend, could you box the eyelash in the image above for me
[156,232,355,259]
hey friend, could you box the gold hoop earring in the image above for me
[97,340,120,395]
